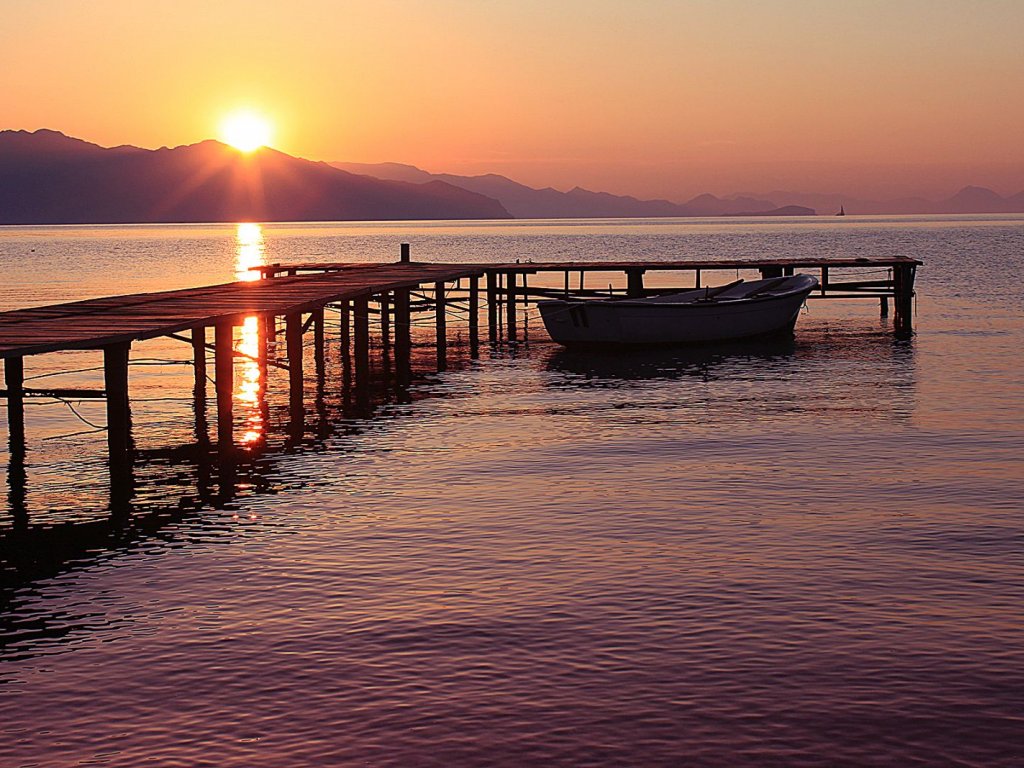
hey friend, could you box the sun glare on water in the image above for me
[220,111,272,152]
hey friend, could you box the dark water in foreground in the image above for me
[1,216,1022,766]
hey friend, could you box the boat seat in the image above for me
[717,276,790,299]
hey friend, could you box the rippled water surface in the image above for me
[1,216,1022,766]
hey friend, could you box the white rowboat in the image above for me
[537,273,818,347]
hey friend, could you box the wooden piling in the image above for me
[103,342,133,516]
[506,272,517,341]
[894,264,915,338]
[435,281,447,370]
[353,295,370,385]
[400,243,411,263]
[312,305,326,384]
[468,275,480,358]
[191,327,210,446]
[486,271,499,342]
[4,356,25,448]
[394,287,411,387]
[5,359,27,529]
[262,315,276,359]
[191,327,206,394]
[379,292,391,351]
[214,323,234,454]
[286,312,304,434]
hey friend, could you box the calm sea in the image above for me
[1,216,1022,767]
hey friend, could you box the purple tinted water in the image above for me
[1,216,1022,766]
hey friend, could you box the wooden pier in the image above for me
[0,249,918,517]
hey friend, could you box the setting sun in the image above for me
[219,111,272,152]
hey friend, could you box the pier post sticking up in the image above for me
[468,275,480,359]
[626,268,646,298]
[400,242,411,263]
[435,281,447,371]
[505,271,517,342]
[214,323,234,455]
[893,264,916,338]
[286,312,305,437]
[353,295,370,386]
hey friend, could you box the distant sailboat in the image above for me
[837,205,846,216]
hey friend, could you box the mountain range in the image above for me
[1,129,1022,224]
[331,162,807,218]
[0,129,510,224]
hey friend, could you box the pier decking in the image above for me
[0,251,919,516]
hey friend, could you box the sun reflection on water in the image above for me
[234,223,267,445]
[236,316,264,446]
[235,222,265,282]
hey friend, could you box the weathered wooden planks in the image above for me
[0,263,485,358]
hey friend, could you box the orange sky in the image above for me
[2,0,1023,200]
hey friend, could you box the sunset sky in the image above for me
[2,0,1023,200]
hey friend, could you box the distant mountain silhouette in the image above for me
[0,129,510,224]
[334,162,786,218]
[340,161,1023,217]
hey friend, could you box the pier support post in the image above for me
[214,322,234,455]
[486,272,499,342]
[894,264,916,338]
[338,299,351,389]
[4,357,27,530]
[379,292,391,352]
[104,342,133,517]
[191,327,206,397]
[435,281,447,371]
[506,271,517,342]
[262,315,276,359]
[880,296,889,317]
[353,295,370,385]
[4,356,25,451]
[468,275,480,358]
[400,243,411,263]
[626,268,646,298]
[286,312,305,437]
[312,306,326,386]
[394,287,411,388]
[255,315,269,448]
[192,327,209,446]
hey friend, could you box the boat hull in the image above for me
[538,280,814,347]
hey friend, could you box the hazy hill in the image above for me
[333,162,792,218]
[750,187,1024,215]
[0,130,511,224]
